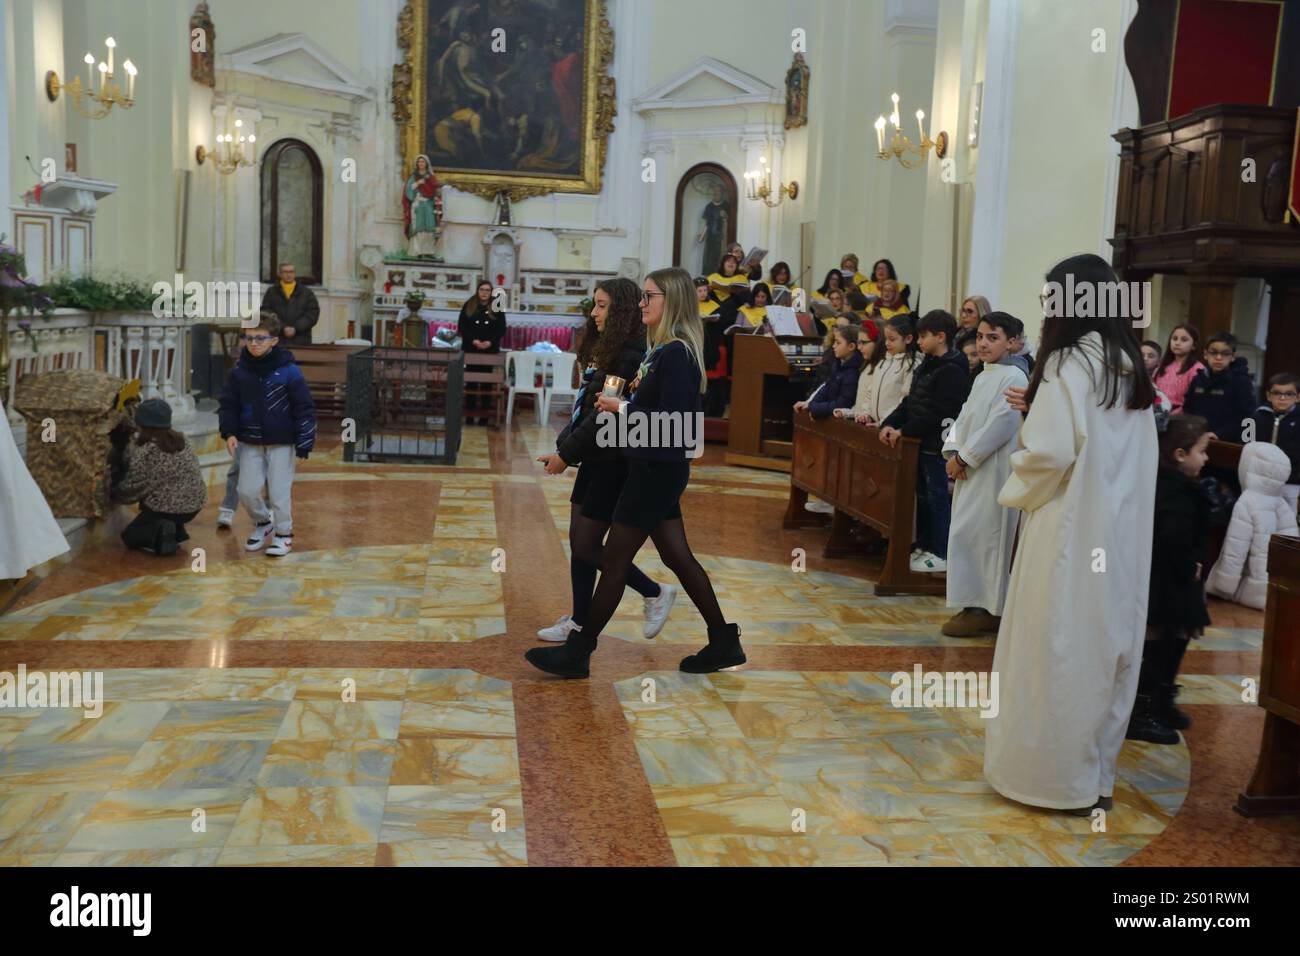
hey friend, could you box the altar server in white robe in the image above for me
[0,399,69,579]
[940,312,1029,637]
[983,254,1159,814]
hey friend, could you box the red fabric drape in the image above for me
[1167,0,1282,119]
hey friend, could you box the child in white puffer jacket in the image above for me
[1206,441,1299,609]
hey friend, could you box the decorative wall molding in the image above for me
[218,32,373,102]
[633,56,782,113]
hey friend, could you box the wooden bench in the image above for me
[783,409,943,596]
[462,352,507,428]
[286,343,369,435]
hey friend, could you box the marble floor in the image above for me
[2,420,1297,867]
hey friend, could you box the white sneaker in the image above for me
[244,522,274,551]
[804,499,834,514]
[537,616,581,642]
[217,508,235,529]
[910,551,947,573]
[265,535,293,557]
[643,583,677,639]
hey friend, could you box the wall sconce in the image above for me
[45,37,138,119]
[744,156,798,207]
[968,82,983,147]
[874,92,947,170]
[196,116,257,174]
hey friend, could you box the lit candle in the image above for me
[890,92,900,128]
[84,52,94,87]
[105,37,115,76]
[916,109,926,142]
[98,60,108,95]
[875,116,886,153]
[123,60,136,100]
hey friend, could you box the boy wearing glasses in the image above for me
[1183,332,1256,443]
[1252,373,1300,514]
[218,311,317,556]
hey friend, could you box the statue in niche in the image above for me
[402,153,443,260]
[695,180,728,277]
[189,2,216,88]
[493,191,512,226]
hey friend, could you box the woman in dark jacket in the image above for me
[801,325,863,418]
[535,278,674,644]
[458,279,507,423]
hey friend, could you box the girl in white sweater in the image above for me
[836,314,919,424]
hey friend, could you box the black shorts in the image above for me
[612,457,689,533]
[569,458,629,522]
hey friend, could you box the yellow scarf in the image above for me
[280,280,297,299]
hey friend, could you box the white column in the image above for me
[641,140,675,270]
[967,0,1020,308]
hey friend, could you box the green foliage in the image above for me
[45,270,155,312]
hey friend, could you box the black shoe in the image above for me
[1126,693,1179,744]
[1158,683,1191,730]
[680,623,746,673]
[1065,796,1114,816]
[156,520,179,557]
[525,630,597,678]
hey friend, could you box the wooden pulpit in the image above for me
[1236,534,1300,816]
[724,332,823,472]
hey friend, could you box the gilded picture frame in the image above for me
[393,0,617,202]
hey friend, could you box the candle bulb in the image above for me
[891,92,900,127]
[98,60,108,95]
[875,116,886,153]
[916,109,926,142]
[84,52,94,87]
[105,37,115,76]
[124,60,136,100]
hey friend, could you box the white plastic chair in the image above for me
[505,351,545,424]
[542,352,580,420]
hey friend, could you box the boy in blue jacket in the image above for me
[1183,332,1257,443]
[218,311,316,556]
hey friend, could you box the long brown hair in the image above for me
[135,426,185,453]
[1156,323,1201,376]
[581,277,643,372]
[1024,254,1155,411]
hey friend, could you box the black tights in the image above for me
[578,517,726,641]
[568,504,658,627]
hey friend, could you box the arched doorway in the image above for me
[673,163,738,277]
[260,138,324,285]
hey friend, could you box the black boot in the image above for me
[156,520,179,557]
[525,629,597,678]
[680,623,746,674]
[1156,637,1192,730]
[1125,693,1179,744]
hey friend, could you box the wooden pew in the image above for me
[463,352,507,428]
[1236,534,1300,816]
[783,408,944,596]
[287,343,369,435]
[725,331,823,472]
[1204,439,1244,572]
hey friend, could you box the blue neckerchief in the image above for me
[571,365,597,427]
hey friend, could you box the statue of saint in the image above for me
[402,154,442,259]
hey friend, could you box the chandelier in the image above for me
[744,155,798,208]
[196,116,258,174]
[44,37,137,119]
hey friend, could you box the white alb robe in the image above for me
[983,333,1157,810]
[942,360,1027,615]
[0,401,69,578]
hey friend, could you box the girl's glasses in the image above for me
[639,291,666,305]
[242,334,273,343]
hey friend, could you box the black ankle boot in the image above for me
[1125,693,1179,745]
[679,623,746,674]
[156,520,178,557]
[1157,683,1191,730]
[525,629,597,678]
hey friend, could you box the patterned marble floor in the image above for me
[1,421,1292,867]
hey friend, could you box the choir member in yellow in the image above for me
[840,253,869,288]
[738,283,770,328]
[813,268,848,305]
[869,279,911,321]
[767,261,801,305]
[708,254,750,303]
[859,258,909,302]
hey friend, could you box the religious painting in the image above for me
[673,164,737,278]
[785,52,808,130]
[393,0,616,202]
[189,2,215,87]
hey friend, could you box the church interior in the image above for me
[2,0,1300,885]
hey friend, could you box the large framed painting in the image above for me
[392,0,616,202]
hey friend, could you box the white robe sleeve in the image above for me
[998,359,1084,513]
[957,368,1028,470]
